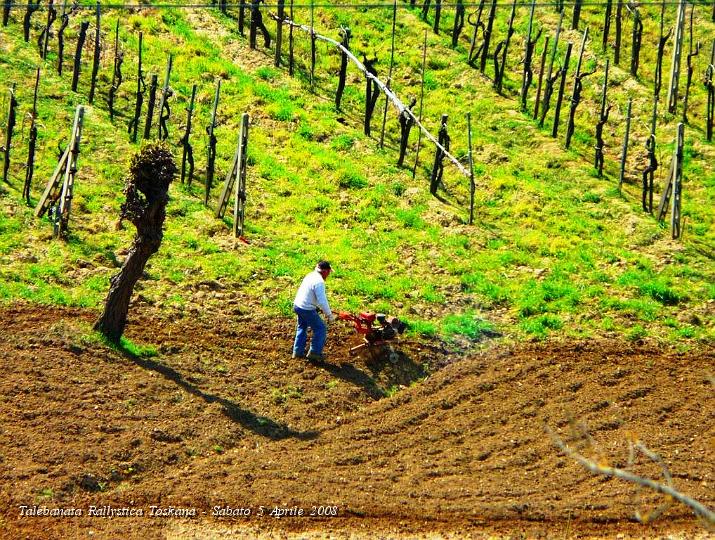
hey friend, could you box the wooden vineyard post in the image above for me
[412,30,428,180]
[656,124,684,239]
[571,0,582,31]
[452,0,465,48]
[310,0,316,86]
[71,21,90,92]
[205,78,221,207]
[288,0,294,76]
[2,83,17,185]
[379,0,397,149]
[602,0,612,51]
[629,3,643,78]
[57,0,70,75]
[552,41,572,139]
[23,69,41,204]
[2,0,9,27]
[23,0,40,43]
[466,0,486,67]
[682,4,700,124]
[433,0,441,35]
[55,106,84,238]
[539,9,563,128]
[275,0,284,67]
[667,0,686,114]
[128,32,144,142]
[595,59,611,177]
[430,114,449,195]
[39,0,57,59]
[654,1,671,109]
[88,1,101,105]
[565,27,591,148]
[467,112,475,225]
[363,55,379,136]
[520,0,539,111]
[706,41,714,141]
[479,0,496,74]
[143,74,158,140]
[335,26,351,111]
[615,0,622,66]
[180,84,197,185]
[233,114,250,238]
[493,0,516,95]
[215,114,250,239]
[642,132,657,214]
[618,98,632,191]
[108,20,124,122]
[156,54,173,141]
[534,35,549,120]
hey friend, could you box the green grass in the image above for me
[0,1,713,350]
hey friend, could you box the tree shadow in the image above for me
[117,344,318,441]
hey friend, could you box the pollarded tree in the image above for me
[95,143,177,342]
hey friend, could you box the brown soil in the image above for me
[0,303,713,539]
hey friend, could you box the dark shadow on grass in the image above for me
[116,343,318,441]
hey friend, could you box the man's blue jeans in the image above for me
[293,306,326,356]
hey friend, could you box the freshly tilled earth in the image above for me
[0,303,713,539]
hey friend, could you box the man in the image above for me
[292,261,336,361]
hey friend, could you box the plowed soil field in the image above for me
[0,303,713,539]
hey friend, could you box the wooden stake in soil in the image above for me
[452,0,465,48]
[479,0,496,74]
[682,4,700,124]
[614,0,623,65]
[551,41,573,138]
[539,9,563,127]
[23,0,40,43]
[363,54,380,137]
[466,0,486,67]
[670,124,684,240]
[642,133,657,214]
[2,84,17,185]
[288,0,294,76]
[88,2,101,104]
[534,35,549,120]
[629,2,643,78]
[520,0,539,110]
[397,96,417,167]
[602,0,612,51]
[493,0,516,95]
[143,73,158,140]
[232,113,250,239]
[430,114,449,195]
[23,69,40,204]
[205,78,221,207]
[180,84,197,185]
[667,0,686,114]
[310,0,316,85]
[238,0,246,36]
[654,1,672,109]
[705,45,714,141]
[71,21,90,92]
[275,0,284,66]
[54,106,84,238]
[565,28,592,149]
[433,0,441,34]
[156,54,173,141]
[594,59,610,177]
[618,97,632,191]
[39,0,57,59]
[57,0,70,75]
[108,20,124,122]
[335,25,351,111]
[128,31,145,143]
[571,0,582,30]
[467,111,475,225]
[2,0,10,27]
[379,0,397,149]
[412,30,428,179]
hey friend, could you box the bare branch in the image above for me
[546,424,715,528]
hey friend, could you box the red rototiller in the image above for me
[337,311,407,361]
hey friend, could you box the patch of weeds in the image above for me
[37,488,54,499]
[626,325,648,341]
[271,385,302,404]
[521,314,563,338]
[325,380,339,390]
[442,312,495,340]
[639,282,681,306]
[338,170,367,189]
[212,445,224,454]
[406,319,437,337]
[331,134,356,151]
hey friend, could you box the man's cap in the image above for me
[316,261,332,271]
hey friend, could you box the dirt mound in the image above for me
[0,304,713,539]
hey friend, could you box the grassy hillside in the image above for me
[0,1,713,348]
